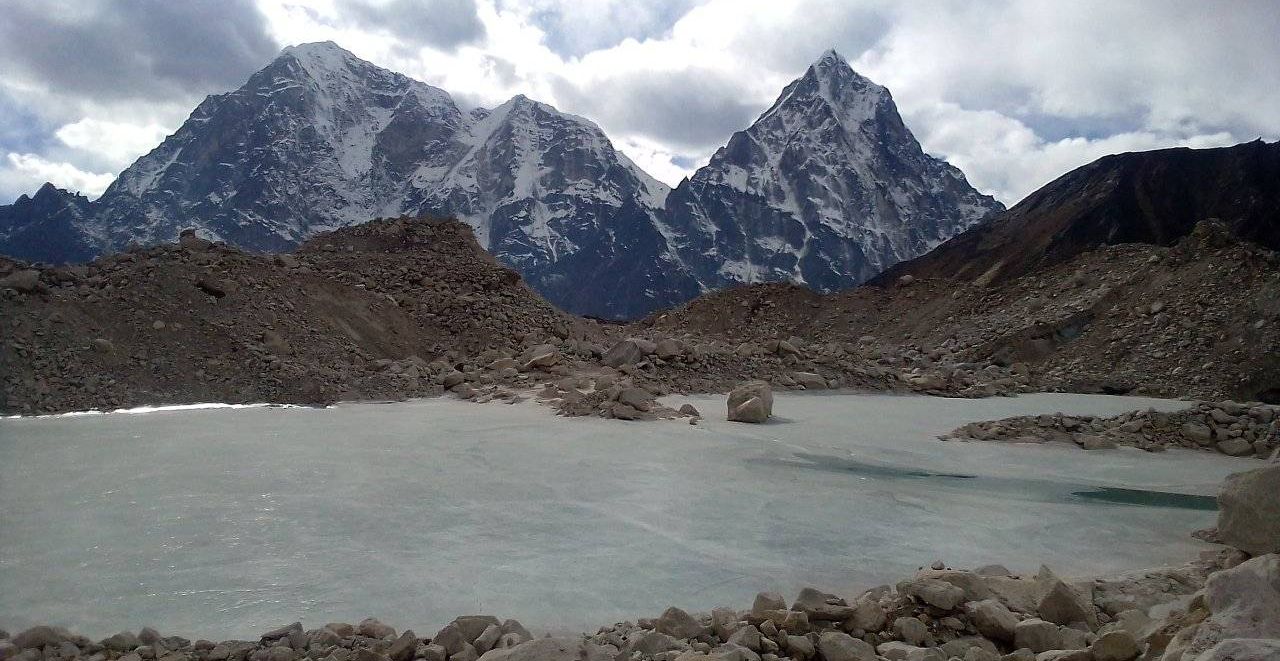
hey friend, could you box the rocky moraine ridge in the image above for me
[2,213,1278,422]
[943,400,1280,460]
[3,463,1277,661]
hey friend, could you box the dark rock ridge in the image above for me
[876,139,1280,286]
[0,43,998,319]
[0,183,96,263]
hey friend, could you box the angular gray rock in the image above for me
[1194,638,1280,661]
[0,270,42,293]
[1089,630,1139,661]
[1164,554,1280,660]
[498,620,531,644]
[473,626,501,655]
[386,631,416,661]
[102,632,141,652]
[1013,619,1062,654]
[904,578,966,610]
[816,631,876,661]
[12,627,65,650]
[1036,575,1097,629]
[845,596,886,633]
[602,339,648,368]
[430,624,468,656]
[451,644,479,661]
[874,641,943,661]
[784,636,813,661]
[655,607,704,640]
[967,599,1019,642]
[622,632,685,658]
[792,587,855,620]
[452,617,501,644]
[792,373,827,390]
[752,592,787,614]
[1217,464,1280,555]
[357,619,395,640]
[892,617,929,646]
[727,381,773,423]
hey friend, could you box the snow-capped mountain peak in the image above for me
[660,50,1003,294]
[1,46,998,320]
[759,49,889,133]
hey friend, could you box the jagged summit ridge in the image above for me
[660,49,1003,293]
[0,44,999,319]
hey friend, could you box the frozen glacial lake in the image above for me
[0,392,1255,639]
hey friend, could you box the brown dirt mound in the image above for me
[0,217,590,414]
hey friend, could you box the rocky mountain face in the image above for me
[0,43,997,318]
[876,139,1280,285]
[0,183,96,263]
[661,50,1002,293]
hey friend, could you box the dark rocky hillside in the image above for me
[876,140,1280,285]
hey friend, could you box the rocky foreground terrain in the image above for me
[0,215,1017,417]
[2,215,1278,420]
[3,463,1276,661]
[644,220,1280,406]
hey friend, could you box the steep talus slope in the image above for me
[0,217,597,414]
[876,139,1280,285]
[646,220,1280,404]
[662,50,1002,292]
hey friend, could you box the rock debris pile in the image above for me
[943,401,1280,459]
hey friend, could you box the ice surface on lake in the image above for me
[0,392,1254,639]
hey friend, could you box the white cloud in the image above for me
[2,0,1278,206]
[55,119,170,170]
[3,152,115,198]
[904,102,1240,203]
[615,135,707,187]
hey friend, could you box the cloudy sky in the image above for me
[1,0,1277,205]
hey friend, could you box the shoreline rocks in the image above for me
[942,401,1280,459]
[7,549,1274,661]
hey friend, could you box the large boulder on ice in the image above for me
[727,381,772,423]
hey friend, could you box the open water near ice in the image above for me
[0,392,1253,639]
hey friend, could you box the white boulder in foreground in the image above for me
[476,638,609,661]
[1158,553,1280,661]
[727,381,773,423]
[1216,463,1280,555]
